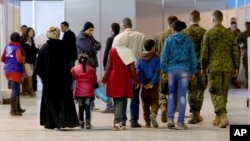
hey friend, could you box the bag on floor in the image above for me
[94,86,109,103]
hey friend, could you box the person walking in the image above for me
[161,20,197,130]
[101,33,140,131]
[236,22,250,88]
[154,16,178,123]
[183,10,207,124]
[101,23,120,113]
[200,10,239,128]
[229,21,241,88]
[137,39,160,128]
[112,17,145,128]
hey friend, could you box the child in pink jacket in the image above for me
[71,54,97,129]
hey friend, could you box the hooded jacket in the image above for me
[137,51,160,85]
[160,33,197,74]
[76,31,101,68]
[71,64,97,97]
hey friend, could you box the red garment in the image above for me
[71,64,97,97]
[102,48,139,98]
[1,42,25,83]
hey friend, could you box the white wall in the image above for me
[247,4,250,21]
[20,1,64,39]
[20,1,33,29]
[136,0,162,39]
[196,1,228,29]
[0,2,6,89]
[0,0,20,90]
[135,0,228,39]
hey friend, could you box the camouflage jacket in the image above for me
[236,30,250,51]
[200,24,239,72]
[154,30,172,55]
[183,24,206,69]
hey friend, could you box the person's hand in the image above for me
[201,69,206,76]
[135,84,140,89]
[189,74,195,81]
[144,83,153,89]
[232,69,239,78]
[100,82,105,87]
[74,99,78,104]
[162,73,167,80]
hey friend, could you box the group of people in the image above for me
[1,9,250,131]
[1,25,39,116]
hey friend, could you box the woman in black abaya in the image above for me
[36,26,79,130]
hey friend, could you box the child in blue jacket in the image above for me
[137,39,160,128]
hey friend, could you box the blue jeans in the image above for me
[129,83,140,123]
[106,98,114,109]
[77,97,94,121]
[121,80,140,124]
[10,81,20,98]
[167,69,189,124]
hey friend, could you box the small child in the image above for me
[137,39,160,128]
[71,54,97,129]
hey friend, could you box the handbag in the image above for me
[94,86,109,103]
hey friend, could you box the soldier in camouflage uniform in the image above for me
[183,10,207,124]
[200,10,239,128]
[229,21,241,88]
[236,22,250,88]
[154,16,178,123]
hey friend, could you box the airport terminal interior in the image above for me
[0,0,250,141]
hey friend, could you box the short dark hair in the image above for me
[144,39,155,51]
[181,21,187,30]
[111,23,120,35]
[212,10,223,22]
[171,20,183,32]
[245,21,250,26]
[189,10,200,22]
[246,21,250,29]
[10,32,21,42]
[167,16,178,26]
[122,17,132,28]
[21,25,27,28]
[61,21,69,27]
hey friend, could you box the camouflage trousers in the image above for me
[159,78,168,105]
[188,69,207,112]
[207,72,232,114]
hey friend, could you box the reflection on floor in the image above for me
[0,88,250,141]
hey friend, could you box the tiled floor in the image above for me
[0,87,250,141]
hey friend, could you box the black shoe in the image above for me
[121,122,126,127]
[131,122,142,128]
[86,120,91,129]
[18,109,26,114]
